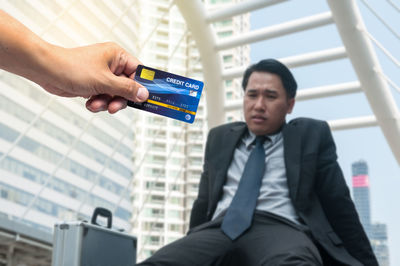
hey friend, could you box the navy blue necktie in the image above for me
[221,136,266,240]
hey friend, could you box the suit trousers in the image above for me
[137,212,323,266]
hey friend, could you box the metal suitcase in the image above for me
[51,208,137,266]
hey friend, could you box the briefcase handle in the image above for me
[91,207,113,229]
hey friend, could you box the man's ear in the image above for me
[287,98,295,114]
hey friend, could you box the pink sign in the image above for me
[352,175,370,187]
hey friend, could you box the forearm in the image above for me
[0,10,58,84]
[0,10,148,113]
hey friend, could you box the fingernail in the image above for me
[136,87,149,102]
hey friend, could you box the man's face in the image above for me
[243,71,295,136]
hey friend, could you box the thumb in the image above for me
[107,74,149,102]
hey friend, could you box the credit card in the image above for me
[127,65,204,124]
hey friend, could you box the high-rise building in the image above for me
[130,0,206,259]
[352,160,372,236]
[0,0,140,234]
[130,0,250,261]
[207,0,250,122]
[371,223,390,266]
[351,160,390,266]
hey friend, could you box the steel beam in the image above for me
[206,0,288,23]
[222,47,347,80]
[328,116,377,131]
[296,81,361,101]
[175,0,225,128]
[216,12,333,51]
[224,81,361,112]
[327,0,400,164]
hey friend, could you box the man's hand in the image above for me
[0,10,148,114]
[41,42,149,114]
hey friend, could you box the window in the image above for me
[214,19,232,27]
[189,183,199,192]
[1,188,8,198]
[147,129,166,137]
[153,156,166,164]
[148,208,164,218]
[217,31,233,38]
[167,210,181,219]
[190,158,202,166]
[169,224,182,232]
[144,222,164,231]
[150,142,166,150]
[146,181,165,191]
[149,236,160,245]
[223,55,233,63]
[151,195,165,204]
[171,132,183,139]
[169,184,181,192]
[169,197,182,205]
[148,116,166,125]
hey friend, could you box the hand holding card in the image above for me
[127,65,204,124]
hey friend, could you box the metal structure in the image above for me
[0,217,52,266]
[176,0,400,165]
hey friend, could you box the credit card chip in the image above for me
[140,68,155,81]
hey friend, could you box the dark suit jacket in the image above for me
[189,118,378,266]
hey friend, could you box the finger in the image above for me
[86,94,112,112]
[109,46,141,77]
[107,75,149,102]
[107,96,127,114]
[122,52,142,77]
[113,51,127,76]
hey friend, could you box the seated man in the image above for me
[138,59,378,266]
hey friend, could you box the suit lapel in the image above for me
[209,123,247,214]
[283,122,302,201]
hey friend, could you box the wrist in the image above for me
[29,41,64,86]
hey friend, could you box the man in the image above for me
[0,10,148,113]
[138,59,378,265]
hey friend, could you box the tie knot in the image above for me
[255,136,266,146]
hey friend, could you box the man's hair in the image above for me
[241,59,297,99]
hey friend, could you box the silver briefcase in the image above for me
[51,208,137,266]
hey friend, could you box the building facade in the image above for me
[0,0,140,233]
[130,0,250,261]
[351,160,390,266]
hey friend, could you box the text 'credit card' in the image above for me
[127,65,204,124]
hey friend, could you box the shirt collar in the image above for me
[244,129,282,149]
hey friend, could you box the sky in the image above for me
[250,1,400,265]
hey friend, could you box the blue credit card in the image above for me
[127,65,204,124]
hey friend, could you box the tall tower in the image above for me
[351,160,390,266]
[352,160,372,236]
[130,0,250,262]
